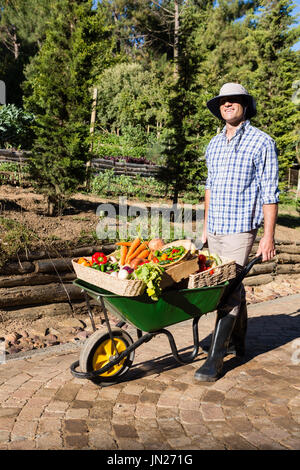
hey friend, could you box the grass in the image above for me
[277,189,300,230]
[0,216,39,267]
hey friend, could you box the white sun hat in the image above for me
[206,83,257,120]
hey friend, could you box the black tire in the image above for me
[79,328,135,386]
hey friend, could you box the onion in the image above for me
[118,266,134,279]
[122,265,134,274]
[148,238,164,252]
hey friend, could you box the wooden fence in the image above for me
[0,150,161,178]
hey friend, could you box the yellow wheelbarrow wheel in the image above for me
[79,328,135,385]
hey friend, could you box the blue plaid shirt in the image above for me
[205,120,279,235]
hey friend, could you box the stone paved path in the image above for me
[0,294,299,450]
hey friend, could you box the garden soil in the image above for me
[0,184,299,355]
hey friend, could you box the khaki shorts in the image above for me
[207,229,257,268]
[207,230,257,315]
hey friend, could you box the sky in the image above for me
[292,0,300,50]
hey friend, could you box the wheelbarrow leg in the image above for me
[82,290,97,332]
[98,295,121,359]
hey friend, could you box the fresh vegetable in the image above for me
[92,252,108,265]
[130,258,143,270]
[197,250,222,273]
[115,241,132,246]
[118,266,134,279]
[127,242,148,263]
[120,245,128,266]
[134,262,164,301]
[136,249,150,259]
[150,245,186,266]
[77,257,92,267]
[198,254,206,264]
[148,238,164,252]
[125,237,141,263]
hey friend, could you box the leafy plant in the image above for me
[0,104,35,149]
[134,262,165,301]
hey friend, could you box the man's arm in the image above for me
[256,203,278,261]
[201,189,210,244]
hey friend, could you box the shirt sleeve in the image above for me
[254,138,280,205]
[205,144,212,190]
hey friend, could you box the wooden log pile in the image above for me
[0,243,116,317]
[244,239,300,286]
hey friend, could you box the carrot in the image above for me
[148,252,153,260]
[125,238,141,263]
[120,245,128,266]
[127,242,148,263]
[116,241,132,247]
[137,249,150,259]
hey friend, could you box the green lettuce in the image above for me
[134,263,165,301]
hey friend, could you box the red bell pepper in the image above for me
[92,252,108,265]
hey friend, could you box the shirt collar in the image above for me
[221,119,250,139]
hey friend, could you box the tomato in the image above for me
[198,254,206,264]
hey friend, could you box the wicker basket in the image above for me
[72,258,146,297]
[188,257,236,288]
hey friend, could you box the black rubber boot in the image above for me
[194,313,236,382]
[201,302,247,357]
[229,299,247,356]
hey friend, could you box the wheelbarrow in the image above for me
[70,255,262,386]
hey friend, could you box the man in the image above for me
[194,83,279,382]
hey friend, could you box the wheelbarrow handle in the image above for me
[218,254,262,307]
[240,254,263,279]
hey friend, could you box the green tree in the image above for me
[158,1,207,204]
[238,0,300,180]
[23,0,119,215]
[0,0,57,104]
[94,59,172,135]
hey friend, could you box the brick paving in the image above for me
[0,293,299,450]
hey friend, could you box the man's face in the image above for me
[219,95,246,125]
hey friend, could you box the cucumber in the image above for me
[214,254,222,266]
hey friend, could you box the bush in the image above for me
[0,104,35,150]
[90,170,168,199]
[92,129,161,164]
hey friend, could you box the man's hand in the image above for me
[256,235,276,262]
[257,204,278,262]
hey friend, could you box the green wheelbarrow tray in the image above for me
[72,279,228,332]
[70,255,262,384]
